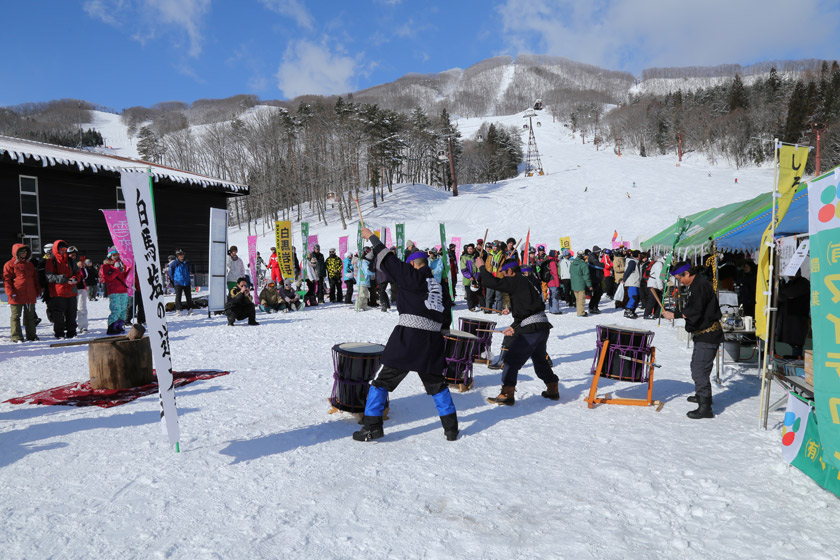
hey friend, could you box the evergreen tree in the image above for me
[137,126,164,162]
[783,81,808,143]
[729,74,748,112]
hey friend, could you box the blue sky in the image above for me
[2,0,839,110]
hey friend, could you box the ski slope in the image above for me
[230,110,772,255]
[1,111,834,560]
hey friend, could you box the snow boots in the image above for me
[624,309,638,319]
[687,396,714,419]
[354,386,388,441]
[353,415,385,441]
[541,381,560,401]
[433,388,459,441]
[487,347,507,370]
[487,385,515,406]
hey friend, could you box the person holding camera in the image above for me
[226,277,259,326]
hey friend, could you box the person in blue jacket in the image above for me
[168,249,192,315]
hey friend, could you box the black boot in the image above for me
[687,394,698,403]
[353,415,384,441]
[687,396,714,419]
[440,413,459,441]
[487,348,507,370]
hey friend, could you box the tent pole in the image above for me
[758,138,780,428]
[762,251,782,429]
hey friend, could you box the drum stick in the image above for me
[479,306,503,314]
[619,355,661,368]
[649,288,667,314]
[482,228,489,245]
[476,328,506,333]
[354,198,366,228]
[514,238,522,250]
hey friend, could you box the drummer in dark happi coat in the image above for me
[352,228,458,442]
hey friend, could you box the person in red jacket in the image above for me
[267,246,283,285]
[4,244,41,342]
[45,239,81,339]
[102,247,132,334]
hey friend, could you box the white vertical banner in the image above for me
[121,171,181,452]
[208,208,229,314]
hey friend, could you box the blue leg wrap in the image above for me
[432,388,456,416]
[364,385,388,417]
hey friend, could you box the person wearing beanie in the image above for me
[587,246,605,314]
[559,249,574,307]
[459,243,480,312]
[304,255,320,307]
[662,261,722,419]
[403,240,417,262]
[226,246,247,292]
[569,251,592,317]
[268,247,283,286]
[352,228,457,442]
[258,280,283,313]
[325,248,343,303]
[278,278,303,311]
[102,247,131,334]
[45,240,84,339]
[342,251,356,304]
[311,244,327,303]
[475,254,560,405]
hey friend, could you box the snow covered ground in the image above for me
[2,110,836,559]
[1,292,837,559]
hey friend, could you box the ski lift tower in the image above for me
[523,109,544,177]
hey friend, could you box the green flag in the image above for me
[439,223,454,301]
[395,224,405,259]
[301,222,309,281]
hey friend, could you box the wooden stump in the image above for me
[89,337,154,390]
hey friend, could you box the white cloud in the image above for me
[276,40,358,98]
[83,0,126,25]
[82,0,210,58]
[260,0,314,30]
[496,0,840,72]
[144,0,210,57]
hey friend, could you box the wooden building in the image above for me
[0,136,247,281]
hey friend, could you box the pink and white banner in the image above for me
[385,227,392,248]
[101,209,136,296]
[339,235,348,289]
[307,234,319,255]
[247,235,258,289]
[451,236,461,257]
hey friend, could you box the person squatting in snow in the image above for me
[352,227,459,442]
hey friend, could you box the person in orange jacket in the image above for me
[45,239,82,339]
[4,243,41,342]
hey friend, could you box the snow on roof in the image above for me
[0,135,248,195]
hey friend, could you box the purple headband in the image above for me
[406,251,428,263]
[671,263,692,276]
[520,266,532,273]
[500,261,518,272]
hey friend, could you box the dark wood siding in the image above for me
[1,157,238,279]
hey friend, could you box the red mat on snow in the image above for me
[4,370,229,408]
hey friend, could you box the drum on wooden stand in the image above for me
[443,329,478,391]
[459,317,497,364]
[585,324,661,409]
[329,342,386,413]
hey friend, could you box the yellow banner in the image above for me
[559,236,572,250]
[755,145,809,339]
[275,220,295,280]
